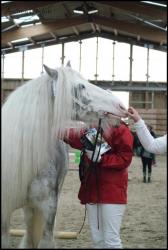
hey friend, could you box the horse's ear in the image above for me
[66,60,71,67]
[43,64,58,80]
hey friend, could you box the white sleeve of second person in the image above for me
[134,119,167,154]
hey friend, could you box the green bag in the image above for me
[135,146,142,157]
[74,150,81,164]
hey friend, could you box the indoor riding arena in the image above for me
[1,1,167,249]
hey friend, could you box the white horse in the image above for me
[2,62,127,248]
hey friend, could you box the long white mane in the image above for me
[2,66,84,214]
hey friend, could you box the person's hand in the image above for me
[85,147,101,162]
[126,107,141,122]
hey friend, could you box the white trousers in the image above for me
[86,204,126,249]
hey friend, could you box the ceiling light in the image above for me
[87,5,98,15]
[12,10,33,17]
[11,38,29,44]
[14,15,39,24]
[21,23,34,27]
[141,1,167,7]
[73,6,84,15]
[1,16,10,22]
[73,3,98,15]
[1,1,12,3]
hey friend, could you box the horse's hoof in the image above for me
[38,239,55,248]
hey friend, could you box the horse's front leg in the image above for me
[19,207,44,249]
[26,164,59,249]
[37,194,58,249]
[19,198,57,249]
[1,215,10,249]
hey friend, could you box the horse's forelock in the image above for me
[52,67,85,138]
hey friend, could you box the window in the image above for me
[24,47,42,78]
[149,49,166,82]
[115,42,130,81]
[132,45,147,81]
[81,37,97,80]
[97,38,113,80]
[4,51,22,78]
[64,42,80,71]
[43,44,62,69]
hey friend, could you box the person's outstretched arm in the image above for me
[126,107,167,154]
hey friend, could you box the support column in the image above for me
[61,42,65,66]
[1,53,5,103]
[94,36,98,83]
[79,40,82,72]
[41,44,45,74]
[129,44,133,84]
[1,53,5,80]
[129,44,133,105]
[21,49,25,84]
[145,46,150,108]
[112,41,115,84]
[151,91,154,109]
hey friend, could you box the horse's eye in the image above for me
[78,84,85,91]
[73,84,85,98]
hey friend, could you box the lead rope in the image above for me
[78,118,102,235]
[94,123,103,230]
[77,205,87,235]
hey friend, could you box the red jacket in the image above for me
[64,123,133,204]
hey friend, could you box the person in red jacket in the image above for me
[64,120,133,248]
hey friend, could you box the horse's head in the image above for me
[43,63,127,127]
[71,77,127,123]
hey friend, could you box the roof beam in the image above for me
[90,23,96,32]
[99,31,166,52]
[2,30,166,54]
[95,24,101,33]
[2,16,167,46]
[50,32,57,39]
[3,1,166,23]
[72,26,79,36]
[62,2,71,17]
[2,1,60,16]
[28,37,36,44]
[89,80,167,92]
[92,16,167,44]
[2,16,87,46]
[95,1,167,23]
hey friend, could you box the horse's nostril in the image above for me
[119,105,126,111]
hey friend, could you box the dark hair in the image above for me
[147,124,153,130]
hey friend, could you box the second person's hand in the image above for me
[126,107,141,122]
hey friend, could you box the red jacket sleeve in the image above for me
[99,125,133,170]
[63,128,86,150]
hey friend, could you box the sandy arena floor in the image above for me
[9,154,167,249]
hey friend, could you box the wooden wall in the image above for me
[129,91,167,136]
[1,78,28,104]
[129,109,167,136]
[129,91,167,109]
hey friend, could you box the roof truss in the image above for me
[2,16,166,46]
[1,1,167,53]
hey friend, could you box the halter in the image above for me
[51,80,56,97]
[104,111,124,119]
[72,97,88,111]
[72,97,89,121]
